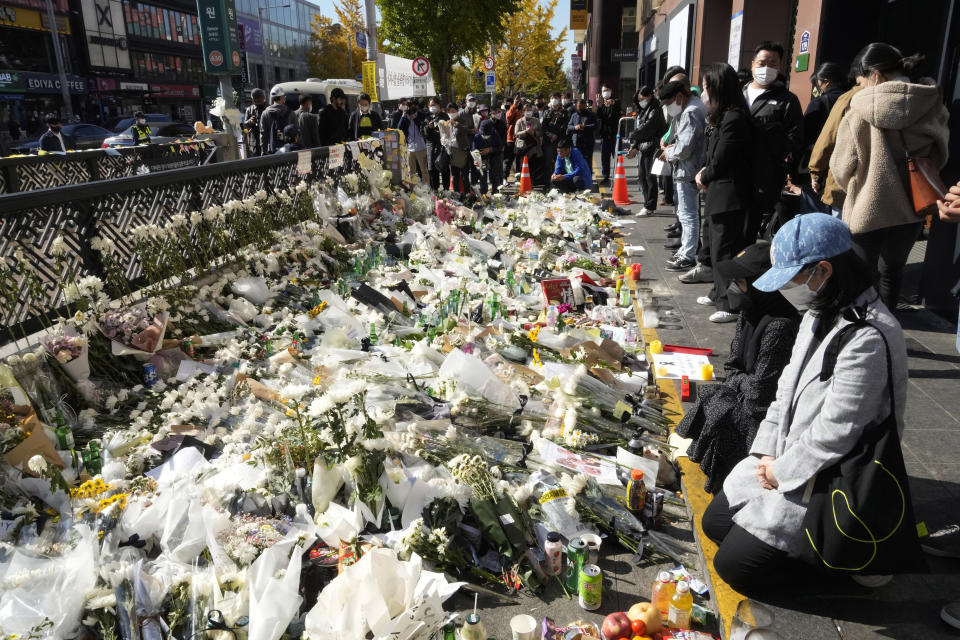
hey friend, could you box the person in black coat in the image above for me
[38,115,75,152]
[696,63,756,315]
[742,41,803,241]
[472,119,504,194]
[347,93,383,141]
[318,87,349,146]
[540,92,569,187]
[676,241,800,493]
[627,86,667,213]
[595,86,622,183]
[802,61,846,155]
[423,97,449,190]
[566,99,597,165]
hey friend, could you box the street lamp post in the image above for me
[257,1,290,90]
[43,0,72,122]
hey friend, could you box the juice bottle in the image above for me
[625,469,646,515]
[668,580,693,629]
[652,571,675,620]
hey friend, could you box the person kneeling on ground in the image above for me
[279,125,304,153]
[702,212,908,594]
[676,241,799,493]
[551,138,592,193]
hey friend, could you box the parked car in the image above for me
[102,122,200,147]
[104,113,170,133]
[10,123,115,153]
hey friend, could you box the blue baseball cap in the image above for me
[752,213,852,292]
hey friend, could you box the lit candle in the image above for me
[701,364,714,381]
[650,340,663,354]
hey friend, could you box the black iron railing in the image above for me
[0,141,221,195]
[0,140,387,345]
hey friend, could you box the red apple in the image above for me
[626,602,661,634]
[601,612,632,640]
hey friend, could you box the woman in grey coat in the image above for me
[702,213,909,593]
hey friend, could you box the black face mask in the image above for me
[726,281,751,313]
[50,126,61,133]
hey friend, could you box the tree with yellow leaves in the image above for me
[307,0,366,80]
[484,0,568,97]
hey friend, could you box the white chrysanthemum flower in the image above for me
[27,455,47,475]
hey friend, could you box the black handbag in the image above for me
[794,315,926,574]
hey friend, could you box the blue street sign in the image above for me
[355,31,367,49]
[485,71,495,89]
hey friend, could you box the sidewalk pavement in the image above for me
[606,151,960,639]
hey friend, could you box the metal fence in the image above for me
[0,141,221,195]
[0,139,387,345]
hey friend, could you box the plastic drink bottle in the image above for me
[625,469,646,515]
[652,571,675,620]
[544,531,564,575]
[668,580,693,629]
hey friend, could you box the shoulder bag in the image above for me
[794,314,925,574]
[899,130,947,217]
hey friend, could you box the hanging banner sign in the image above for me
[196,0,240,74]
[361,60,378,102]
[376,53,435,100]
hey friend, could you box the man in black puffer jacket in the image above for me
[259,85,295,154]
[628,86,667,214]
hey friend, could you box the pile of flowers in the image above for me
[0,151,693,640]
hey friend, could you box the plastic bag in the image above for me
[249,535,314,640]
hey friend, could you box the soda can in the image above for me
[142,362,158,387]
[578,563,602,610]
[564,537,588,592]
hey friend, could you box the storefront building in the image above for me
[234,0,315,92]
[0,0,83,137]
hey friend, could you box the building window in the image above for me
[124,2,201,46]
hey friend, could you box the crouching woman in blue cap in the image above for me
[701,212,909,593]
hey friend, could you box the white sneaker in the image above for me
[942,602,960,630]
[709,310,738,323]
[679,263,713,284]
[851,574,893,588]
[696,296,715,306]
[638,208,654,216]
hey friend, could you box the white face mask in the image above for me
[753,66,778,87]
[399,105,408,111]
[562,99,571,106]
[467,100,477,108]
[524,111,534,119]
[448,112,458,119]
[779,267,825,310]
[638,99,649,108]
[360,105,370,113]
[550,98,559,107]
[602,91,611,99]
[429,105,439,114]
[665,102,682,117]
[136,119,146,125]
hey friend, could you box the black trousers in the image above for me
[661,174,674,204]
[708,209,748,312]
[600,135,616,179]
[698,211,711,267]
[703,491,810,595]
[503,141,516,176]
[637,152,658,211]
[553,175,585,192]
[479,150,504,194]
[852,221,922,310]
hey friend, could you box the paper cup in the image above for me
[580,532,601,564]
[510,614,537,640]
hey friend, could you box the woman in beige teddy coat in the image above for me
[831,42,949,310]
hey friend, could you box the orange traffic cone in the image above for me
[518,156,533,196]
[612,154,632,205]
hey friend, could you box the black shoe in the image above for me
[665,257,696,272]
[599,178,610,186]
[666,228,681,238]
[664,240,681,250]
[663,222,679,232]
